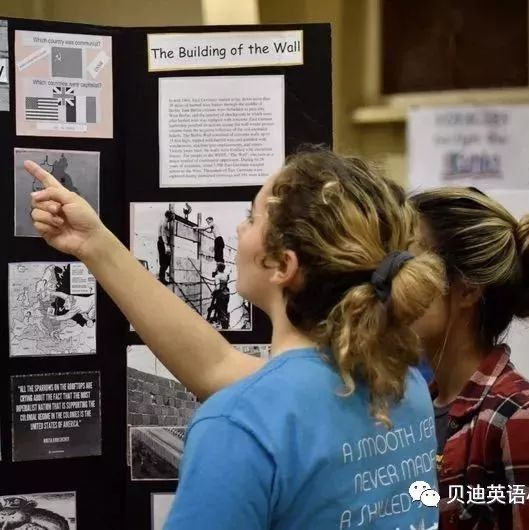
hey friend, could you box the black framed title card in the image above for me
[11,371,101,462]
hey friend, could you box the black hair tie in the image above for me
[286,252,414,327]
[371,251,414,302]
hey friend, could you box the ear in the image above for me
[452,278,483,309]
[269,249,301,288]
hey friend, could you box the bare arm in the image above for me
[82,229,264,398]
[159,221,170,245]
[26,161,265,400]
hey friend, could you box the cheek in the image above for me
[411,293,450,342]
[238,224,265,262]
[236,226,271,304]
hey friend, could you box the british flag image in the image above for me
[51,86,97,124]
[53,86,75,106]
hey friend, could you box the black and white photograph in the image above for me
[127,345,199,430]
[0,491,77,530]
[151,493,175,530]
[14,148,100,237]
[0,20,8,111]
[11,371,101,462]
[9,262,96,357]
[130,426,185,481]
[234,344,271,360]
[127,345,198,478]
[131,201,252,331]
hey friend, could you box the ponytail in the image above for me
[322,252,445,427]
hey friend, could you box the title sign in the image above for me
[147,30,303,71]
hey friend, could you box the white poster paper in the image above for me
[159,75,284,187]
[15,30,113,138]
[408,105,529,191]
[148,30,303,71]
[151,493,174,530]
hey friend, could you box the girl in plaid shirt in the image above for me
[411,188,529,529]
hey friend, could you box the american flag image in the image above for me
[25,97,59,121]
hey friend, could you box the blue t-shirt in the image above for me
[164,348,439,530]
[418,359,434,383]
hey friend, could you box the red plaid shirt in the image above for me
[432,345,529,529]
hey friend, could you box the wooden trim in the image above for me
[362,0,381,104]
[352,87,529,124]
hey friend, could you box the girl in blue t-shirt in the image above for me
[28,147,443,529]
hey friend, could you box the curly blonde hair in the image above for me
[264,147,446,426]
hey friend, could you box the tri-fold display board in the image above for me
[0,16,332,529]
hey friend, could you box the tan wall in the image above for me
[0,0,261,26]
[202,0,259,25]
[2,0,409,181]
[260,0,361,154]
[260,0,408,183]
[0,0,49,19]
[0,0,203,26]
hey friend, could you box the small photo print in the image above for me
[131,201,252,331]
[0,20,9,111]
[151,493,174,530]
[0,491,77,529]
[8,262,96,357]
[127,345,199,429]
[130,426,185,481]
[233,344,271,360]
[15,148,100,237]
[127,345,199,470]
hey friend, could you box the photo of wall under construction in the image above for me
[127,345,199,480]
[130,201,251,331]
[126,343,270,481]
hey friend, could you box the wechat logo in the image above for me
[409,481,440,507]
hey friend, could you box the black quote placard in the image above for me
[11,371,101,461]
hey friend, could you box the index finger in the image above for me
[24,160,65,190]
